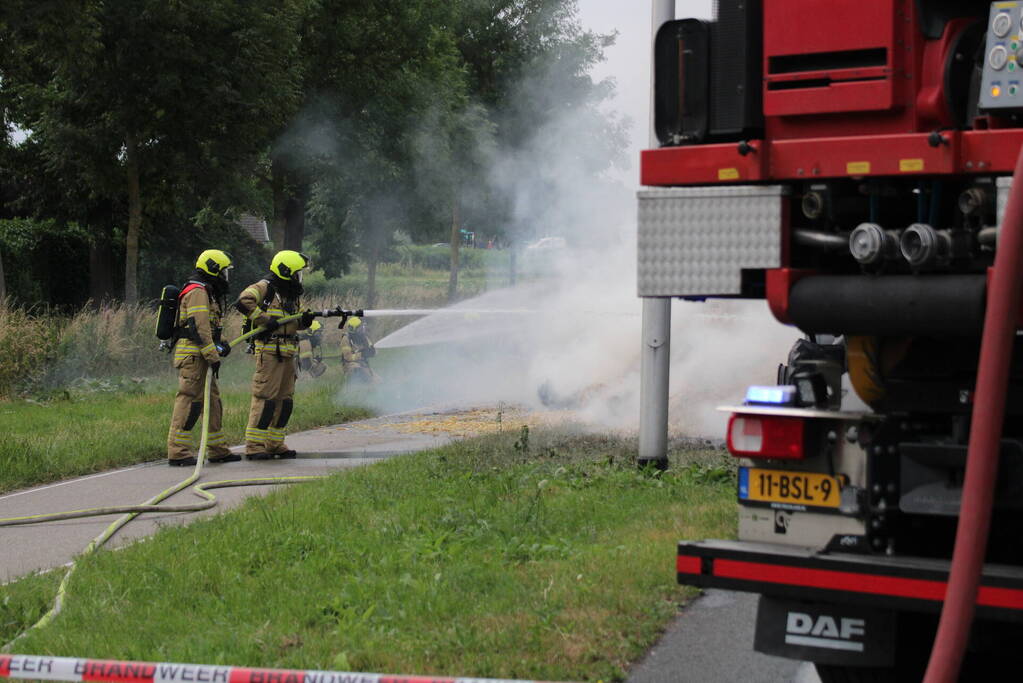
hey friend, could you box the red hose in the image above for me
[923,148,1023,682]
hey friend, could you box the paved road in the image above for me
[0,412,451,582]
[628,590,819,683]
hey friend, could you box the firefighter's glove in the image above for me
[338,312,349,329]
[300,310,316,327]
[364,347,376,358]
[262,318,280,333]
[211,361,221,378]
[215,342,231,358]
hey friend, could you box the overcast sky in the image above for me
[577,1,714,186]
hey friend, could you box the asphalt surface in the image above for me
[627,590,819,683]
[0,412,451,582]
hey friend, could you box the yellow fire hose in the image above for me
[0,312,336,649]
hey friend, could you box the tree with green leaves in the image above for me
[453,0,627,242]
[291,0,484,305]
[1,0,309,303]
[1,0,623,309]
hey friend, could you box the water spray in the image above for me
[360,308,534,317]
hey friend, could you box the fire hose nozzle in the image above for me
[317,307,362,318]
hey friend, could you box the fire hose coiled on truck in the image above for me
[0,312,333,650]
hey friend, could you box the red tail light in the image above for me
[727,413,805,460]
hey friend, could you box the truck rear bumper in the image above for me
[678,540,1023,622]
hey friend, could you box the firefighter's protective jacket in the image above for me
[340,329,375,369]
[298,328,322,363]
[236,279,310,357]
[173,283,222,365]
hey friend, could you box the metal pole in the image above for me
[638,0,675,469]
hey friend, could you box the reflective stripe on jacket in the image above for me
[237,280,307,358]
[340,330,374,367]
[173,284,221,363]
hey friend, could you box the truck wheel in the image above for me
[814,664,898,683]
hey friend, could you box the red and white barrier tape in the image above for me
[0,655,560,683]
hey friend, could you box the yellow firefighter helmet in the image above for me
[270,250,310,280]
[195,249,233,278]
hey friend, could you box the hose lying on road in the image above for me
[0,313,329,650]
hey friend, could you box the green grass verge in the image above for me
[1,431,737,682]
[0,360,371,494]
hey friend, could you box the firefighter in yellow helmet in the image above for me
[340,316,378,384]
[235,250,315,459]
[297,319,326,378]
[166,249,240,466]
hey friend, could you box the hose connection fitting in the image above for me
[900,223,953,269]
[849,222,900,266]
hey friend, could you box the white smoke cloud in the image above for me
[344,0,800,438]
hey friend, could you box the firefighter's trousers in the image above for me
[343,361,378,385]
[245,352,297,455]
[167,356,232,461]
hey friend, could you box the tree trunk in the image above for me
[270,160,287,250]
[123,132,142,304]
[283,190,307,251]
[89,236,116,305]
[0,245,6,301]
[448,194,461,303]
[366,231,379,310]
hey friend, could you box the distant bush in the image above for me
[0,219,91,308]
[387,244,507,271]
[300,270,330,298]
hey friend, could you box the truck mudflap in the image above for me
[677,539,1023,623]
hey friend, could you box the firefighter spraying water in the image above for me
[339,316,378,384]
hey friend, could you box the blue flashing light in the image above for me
[745,385,798,406]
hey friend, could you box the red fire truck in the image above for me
[639,1,1023,679]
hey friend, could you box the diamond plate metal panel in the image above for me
[998,175,1012,228]
[637,185,788,297]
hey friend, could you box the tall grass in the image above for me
[0,294,386,397]
[0,299,163,397]
[46,303,165,387]
[0,301,59,396]
[0,256,515,398]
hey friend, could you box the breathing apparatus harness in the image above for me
[156,275,227,353]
